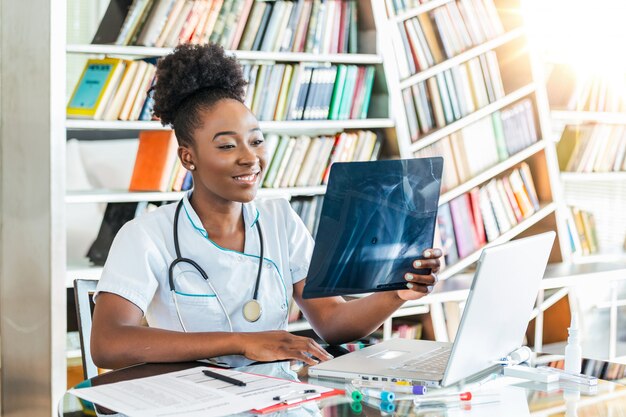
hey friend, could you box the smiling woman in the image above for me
[89,43,443,371]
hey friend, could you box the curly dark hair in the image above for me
[152,43,248,146]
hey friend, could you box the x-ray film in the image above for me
[303,158,443,298]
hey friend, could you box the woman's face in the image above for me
[183,99,267,204]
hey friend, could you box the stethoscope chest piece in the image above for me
[242,299,262,322]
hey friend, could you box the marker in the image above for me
[350,379,427,394]
[202,369,246,387]
[359,387,395,402]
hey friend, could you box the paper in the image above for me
[70,366,336,417]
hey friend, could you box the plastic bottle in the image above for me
[564,313,582,374]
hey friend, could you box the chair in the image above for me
[73,279,99,379]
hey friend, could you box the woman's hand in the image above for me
[396,248,443,301]
[239,331,333,365]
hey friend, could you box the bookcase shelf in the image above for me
[410,83,536,153]
[66,118,396,133]
[66,186,327,204]
[66,44,384,65]
[439,140,547,205]
[561,172,626,182]
[439,202,557,280]
[390,0,454,23]
[399,27,525,89]
[551,111,626,125]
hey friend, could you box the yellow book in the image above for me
[67,58,125,119]
[274,64,294,121]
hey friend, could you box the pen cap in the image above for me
[510,346,532,364]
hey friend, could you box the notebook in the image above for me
[309,232,555,387]
[303,157,444,298]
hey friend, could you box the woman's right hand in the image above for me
[239,331,333,365]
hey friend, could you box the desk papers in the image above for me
[69,366,337,417]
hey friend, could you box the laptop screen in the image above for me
[303,157,443,299]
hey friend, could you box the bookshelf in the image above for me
[377,0,568,270]
[62,0,573,359]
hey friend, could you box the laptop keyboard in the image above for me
[394,346,451,374]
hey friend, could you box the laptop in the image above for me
[309,232,555,387]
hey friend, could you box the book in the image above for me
[129,131,179,192]
[92,0,134,44]
[67,58,126,119]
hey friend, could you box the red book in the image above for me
[468,187,487,245]
[129,131,178,191]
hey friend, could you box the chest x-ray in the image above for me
[303,158,443,298]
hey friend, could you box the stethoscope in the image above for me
[168,200,265,332]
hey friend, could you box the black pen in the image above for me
[202,369,247,387]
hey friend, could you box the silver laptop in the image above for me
[309,232,555,387]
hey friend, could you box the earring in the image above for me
[189,164,195,171]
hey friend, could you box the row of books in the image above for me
[557,124,626,173]
[564,76,626,113]
[437,163,540,265]
[565,206,599,256]
[414,99,538,193]
[290,195,324,237]
[243,64,375,121]
[67,58,156,121]
[95,0,359,54]
[403,51,505,139]
[395,0,505,78]
[263,130,381,189]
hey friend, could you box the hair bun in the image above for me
[152,43,247,127]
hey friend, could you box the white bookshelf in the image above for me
[66,44,384,65]
[409,83,537,153]
[561,172,626,182]
[551,110,626,125]
[66,118,396,133]
[66,186,327,204]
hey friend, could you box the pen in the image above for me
[277,393,321,405]
[202,369,247,387]
[272,389,317,401]
[413,391,472,404]
[350,379,427,395]
[536,366,598,386]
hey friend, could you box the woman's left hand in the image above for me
[396,248,443,301]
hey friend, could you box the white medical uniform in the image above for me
[94,191,314,366]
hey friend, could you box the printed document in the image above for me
[70,366,334,417]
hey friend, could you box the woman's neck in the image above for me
[189,190,244,242]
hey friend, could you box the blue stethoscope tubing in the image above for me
[169,200,265,332]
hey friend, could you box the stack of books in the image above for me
[393,0,505,78]
[437,163,540,265]
[564,76,626,112]
[243,64,375,121]
[403,51,505,140]
[290,195,324,237]
[557,124,626,173]
[415,99,538,192]
[565,206,599,255]
[94,0,360,53]
[67,58,156,121]
[263,130,381,189]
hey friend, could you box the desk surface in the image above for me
[61,355,626,417]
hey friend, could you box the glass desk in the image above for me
[60,355,626,417]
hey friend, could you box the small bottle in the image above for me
[564,313,582,374]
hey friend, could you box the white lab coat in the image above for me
[94,191,314,366]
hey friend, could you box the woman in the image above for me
[91,43,442,369]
